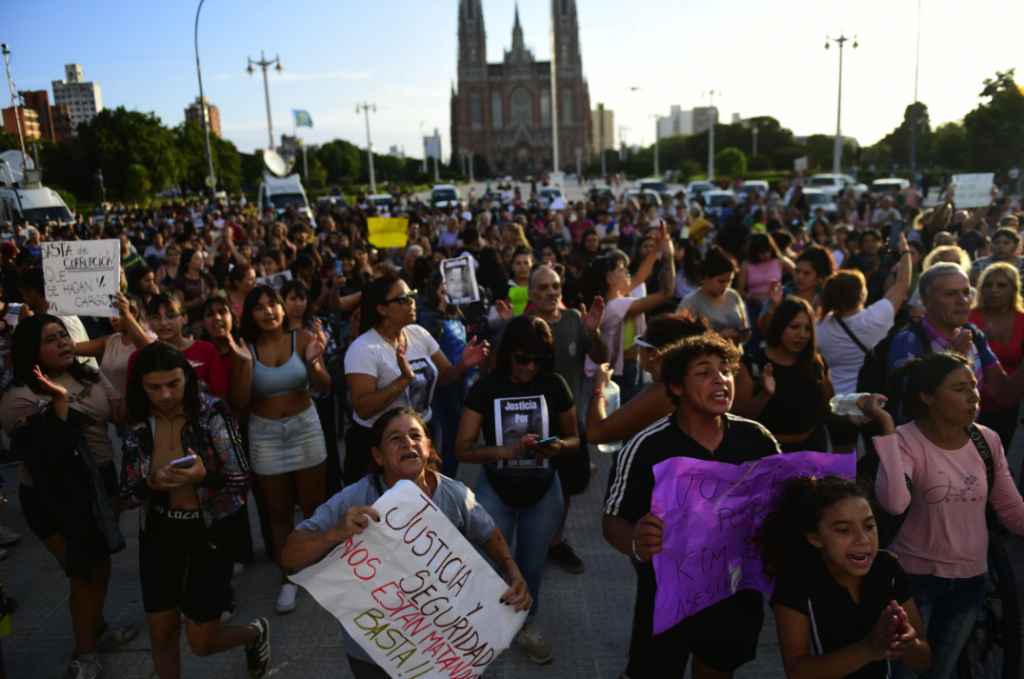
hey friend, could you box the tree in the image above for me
[714,147,747,177]
[315,139,362,185]
[963,69,1024,173]
[862,142,893,167]
[877,103,932,164]
[931,122,968,169]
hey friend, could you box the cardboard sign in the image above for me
[291,480,525,679]
[441,256,479,305]
[650,451,856,634]
[368,218,410,249]
[42,240,120,317]
[256,270,292,291]
[951,173,995,208]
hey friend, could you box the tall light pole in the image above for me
[247,51,282,151]
[908,0,922,179]
[650,114,662,178]
[356,102,377,194]
[194,0,216,198]
[420,121,426,174]
[597,102,607,178]
[752,125,759,156]
[1,45,28,168]
[703,90,719,181]
[825,33,858,175]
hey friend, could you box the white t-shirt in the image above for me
[816,299,895,395]
[62,315,100,371]
[344,325,441,426]
[584,296,645,378]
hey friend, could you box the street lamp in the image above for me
[356,102,377,194]
[247,51,283,151]
[194,0,216,199]
[909,0,922,179]
[1,45,28,168]
[650,114,662,178]
[752,126,759,156]
[703,90,719,181]
[825,33,858,175]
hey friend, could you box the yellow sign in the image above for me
[367,218,409,248]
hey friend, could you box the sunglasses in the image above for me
[512,353,551,366]
[385,290,417,306]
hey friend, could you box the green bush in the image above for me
[747,154,772,172]
[714,147,747,177]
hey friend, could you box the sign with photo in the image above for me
[256,270,292,291]
[494,395,549,470]
[440,255,479,305]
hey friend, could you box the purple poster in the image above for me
[650,451,856,635]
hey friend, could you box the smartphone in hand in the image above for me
[169,455,197,469]
[888,219,904,251]
[527,436,558,451]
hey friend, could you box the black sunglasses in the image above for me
[384,290,417,305]
[512,353,551,366]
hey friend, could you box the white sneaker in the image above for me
[232,562,245,579]
[275,584,297,614]
[68,654,101,679]
[0,525,20,546]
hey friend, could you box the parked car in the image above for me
[623,189,663,208]
[430,184,461,208]
[737,180,770,205]
[538,187,564,207]
[686,181,718,201]
[636,178,673,204]
[807,173,868,200]
[702,190,736,221]
[870,178,910,196]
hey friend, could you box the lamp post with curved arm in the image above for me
[194,0,216,198]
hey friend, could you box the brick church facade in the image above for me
[450,0,591,177]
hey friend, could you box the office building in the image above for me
[18,90,74,144]
[656,105,693,138]
[52,64,103,132]
[2,107,41,140]
[591,105,614,156]
[184,96,222,139]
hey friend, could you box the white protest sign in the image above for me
[42,240,120,317]
[951,173,995,208]
[291,481,525,679]
[256,270,292,291]
[440,256,479,305]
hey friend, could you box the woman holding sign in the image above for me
[283,407,531,679]
[455,315,579,665]
[344,276,489,488]
[602,334,781,679]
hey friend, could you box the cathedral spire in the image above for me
[512,2,523,51]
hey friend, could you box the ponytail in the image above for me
[748,475,867,583]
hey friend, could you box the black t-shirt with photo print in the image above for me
[464,371,574,507]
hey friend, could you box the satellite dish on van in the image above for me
[0,150,34,184]
[263,150,288,178]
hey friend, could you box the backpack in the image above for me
[861,424,996,548]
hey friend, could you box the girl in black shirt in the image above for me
[733,297,843,453]
[752,475,931,679]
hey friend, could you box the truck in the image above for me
[257,173,315,226]
[0,153,75,226]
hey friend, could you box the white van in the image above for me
[258,173,315,226]
[0,167,75,226]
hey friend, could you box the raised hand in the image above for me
[495,299,514,322]
[305,321,327,363]
[581,295,605,332]
[767,279,783,306]
[396,342,415,382]
[33,365,69,399]
[594,362,614,392]
[460,336,490,369]
[760,362,776,397]
[948,329,973,356]
[227,335,253,364]
[857,394,895,436]
[111,291,130,317]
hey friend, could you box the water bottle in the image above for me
[596,380,623,454]
[830,393,869,417]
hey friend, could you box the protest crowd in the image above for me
[2,172,1024,679]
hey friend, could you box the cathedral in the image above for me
[450,0,592,176]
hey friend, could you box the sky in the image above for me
[4,0,1021,163]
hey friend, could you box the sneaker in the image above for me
[275,583,297,614]
[94,622,138,651]
[232,562,245,579]
[549,541,585,574]
[515,622,553,665]
[245,617,271,678]
[0,525,20,546]
[68,653,101,679]
[222,588,238,624]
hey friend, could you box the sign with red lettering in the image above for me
[290,480,525,679]
[42,240,120,317]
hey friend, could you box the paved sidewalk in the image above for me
[4,429,1023,678]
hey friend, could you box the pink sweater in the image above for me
[874,422,1024,578]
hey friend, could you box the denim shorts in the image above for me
[249,403,327,475]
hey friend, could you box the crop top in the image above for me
[251,332,310,398]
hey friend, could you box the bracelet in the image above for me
[389,382,400,394]
[500,555,514,567]
[305,357,318,367]
[632,539,649,564]
[590,390,605,400]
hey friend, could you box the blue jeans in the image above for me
[614,358,640,405]
[892,572,988,679]
[474,470,564,622]
[430,385,464,478]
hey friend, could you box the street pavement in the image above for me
[5,415,1024,679]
